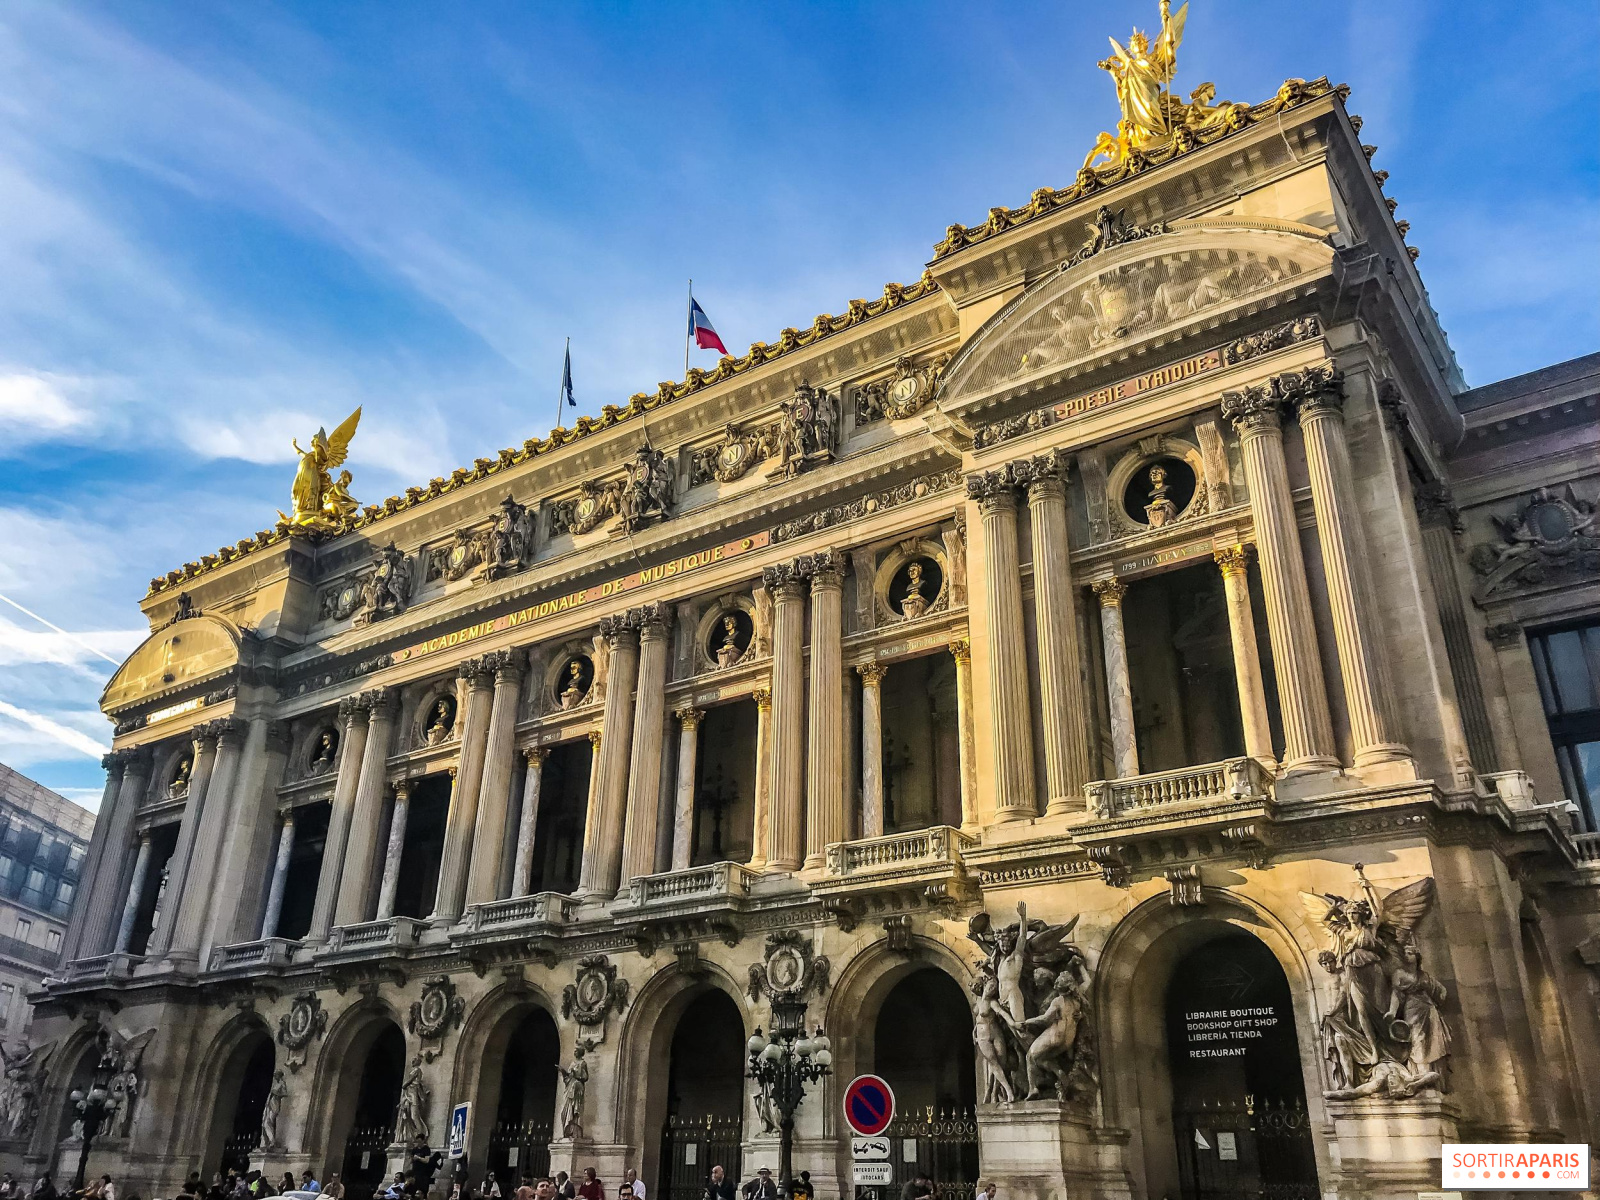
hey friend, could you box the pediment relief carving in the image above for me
[1469,484,1599,601]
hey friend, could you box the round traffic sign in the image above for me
[842,1074,895,1137]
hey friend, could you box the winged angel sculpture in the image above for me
[279,407,363,532]
[967,903,1095,1105]
[0,1040,57,1139]
[1303,866,1452,1100]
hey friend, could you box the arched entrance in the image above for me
[204,1027,276,1174]
[872,968,978,1200]
[476,1006,559,1192]
[657,989,745,1200]
[334,1022,406,1200]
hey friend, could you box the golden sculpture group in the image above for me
[278,406,362,533]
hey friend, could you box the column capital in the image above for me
[1413,481,1464,533]
[675,706,705,729]
[191,719,223,748]
[856,662,887,687]
[523,746,550,765]
[1280,363,1345,421]
[480,648,526,686]
[598,611,641,646]
[636,601,671,640]
[1015,448,1072,496]
[1091,576,1128,608]
[102,747,141,776]
[799,549,845,590]
[392,779,413,800]
[948,638,972,666]
[202,715,248,746]
[588,728,604,748]
[1219,384,1283,436]
[751,686,772,711]
[1213,544,1255,577]
[362,686,400,720]
[965,468,1019,511]
[761,562,808,599]
[279,805,298,825]
[448,764,460,779]
[458,654,497,687]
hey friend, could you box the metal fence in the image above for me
[658,1114,743,1200]
[872,1107,978,1200]
[1173,1096,1318,1200]
[342,1124,396,1200]
[488,1118,554,1192]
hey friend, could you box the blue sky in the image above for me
[1,0,1595,809]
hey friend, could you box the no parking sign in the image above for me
[843,1074,895,1138]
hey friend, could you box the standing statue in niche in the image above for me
[1143,464,1178,527]
[558,1045,589,1138]
[1304,865,1452,1099]
[394,1056,430,1143]
[259,1070,288,1150]
[966,904,1096,1104]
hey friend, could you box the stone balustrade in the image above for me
[462,892,576,932]
[1572,832,1600,866]
[617,861,754,911]
[325,916,424,955]
[822,825,978,879]
[1084,757,1273,820]
[206,938,295,973]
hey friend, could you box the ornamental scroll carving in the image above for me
[562,954,630,1035]
[690,382,839,487]
[277,991,329,1072]
[1303,866,1452,1100]
[770,466,963,544]
[426,495,537,585]
[746,930,830,1005]
[550,446,674,537]
[408,974,467,1060]
[855,353,951,425]
[967,903,1096,1105]
[1467,484,1598,601]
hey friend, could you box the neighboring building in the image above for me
[17,19,1600,1200]
[0,764,93,1046]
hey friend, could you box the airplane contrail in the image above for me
[0,700,107,760]
[0,591,124,666]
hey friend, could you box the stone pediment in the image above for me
[101,613,241,714]
[938,223,1333,412]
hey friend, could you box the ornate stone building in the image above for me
[14,22,1600,1200]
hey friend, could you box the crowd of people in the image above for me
[2,1173,124,1200]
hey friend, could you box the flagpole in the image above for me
[684,278,693,380]
[557,336,569,430]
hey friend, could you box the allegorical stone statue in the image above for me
[394,1056,430,1143]
[1303,865,1453,1100]
[715,615,743,669]
[619,445,673,530]
[0,1041,55,1139]
[104,1026,155,1139]
[279,407,362,532]
[1144,464,1178,527]
[485,494,536,579]
[967,903,1096,1104]
[355,543,411,626]
[898,561,930,620]
[558,1045,589,1138]
[774,383,837,478]
[259,1070,288,1150]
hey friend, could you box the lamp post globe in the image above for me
[746,997,830,1200]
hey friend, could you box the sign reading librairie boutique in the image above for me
[393,531,771,664]
[1181,1005,1281,1059]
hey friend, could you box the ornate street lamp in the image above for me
[746,997,832,1200]
[68,1037,119,1192]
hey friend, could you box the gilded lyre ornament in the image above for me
[1086,1,1239,172]
[279,406,363,532]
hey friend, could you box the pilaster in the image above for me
[1091,578,1139,780]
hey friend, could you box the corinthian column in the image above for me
[670,709,703,870]
[113,833,154,955]
[261,810,297,937]
[764,566,807,870]
[857,663,886,840]
[465,654,528,907]
[511,750,549,897]
[431,659,497,921]
[1220,381,1338,772]
[62,752,130,963]
[621,605,672,885]
[948,641,979,833]
[579,614,640,897]
[805,553,846,867]
[1092,578,1140,779]
[1214,545,1275,764]
[146,727,219,958]
[967,470,1037,821]
[336,689,398,926]
[74,750,151,960]
[1288,367,1412,772]
[748,688,772,870]
[1022,452,1094,813]
[306,698,371,940]
[166,716,246,965]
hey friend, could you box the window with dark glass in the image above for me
[1529,620,1600,832]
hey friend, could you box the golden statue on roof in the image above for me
[1086,1,1245,172]
[278,406,362,532]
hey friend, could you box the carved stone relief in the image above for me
[855,353,951,425]
[771,466,964,544]
[562,954,630,1035]
[550,447,674,537]
[746,930,830,1004]
[276,991,328,1072]
[1468,484,1598,601]
[408,974,466,1060]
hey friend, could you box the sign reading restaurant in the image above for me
[393,530,772,664]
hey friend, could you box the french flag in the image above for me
[689,296,729,356]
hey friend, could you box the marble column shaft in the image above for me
[670,710,703,871]
[580,616,640,897]
[146,730,219,958]
[858,664,886,840]
[511,751,548,898]
[1215,546,1276,763]
[1293,372,1410,766]
[431,659,498,920]
[805,556,845,867]
[309,699,373,940]
[464,659,528,908]
[949,640,980,833]
[1416,490,1499,771]
[113,834,154,955]
[335,690,399,926]
[1220,383,1338,770]
[61,755,130,962]
[376,783,411,919]
[77,751,152,959]
[621,610,672,885]
[1093,578,1140,779]
[261,811,297,938]
[165,718,246,963]
[1025,466,1094,813]
[748,689,773,870]
[966,475,1037,820]
[765,567,807,870]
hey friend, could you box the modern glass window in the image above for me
[1529,620,1600,832]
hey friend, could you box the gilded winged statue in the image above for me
[278,407,362,531]
[1302,865,1453,1100]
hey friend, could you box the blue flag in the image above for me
[561,342,576,407]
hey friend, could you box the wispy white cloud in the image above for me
[0,372,87,440]
[0,700,107,760]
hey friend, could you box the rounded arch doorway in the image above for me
[477,1006,560,1193]
[1163,933,1319,1200]
[205,1026,277,1174]
[872,967,978,1200]
[656,989,746,1200]
[334,1022,407,1200]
